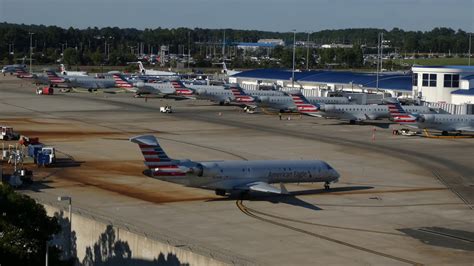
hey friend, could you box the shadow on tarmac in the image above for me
[207,186,373,211]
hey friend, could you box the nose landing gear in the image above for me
[324,182,330,190]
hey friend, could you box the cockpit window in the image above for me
[323,162,333,170]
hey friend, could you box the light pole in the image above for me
[29,32,34,73]
[292,30,296,88]
[469,33,472,66]
[306,32,310,70]
[58,196,72,259]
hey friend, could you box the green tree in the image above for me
[63,48,80,66]
[0,185,64,265]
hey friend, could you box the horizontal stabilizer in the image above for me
[129,135,159,146]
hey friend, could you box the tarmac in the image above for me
[1,75,473,265]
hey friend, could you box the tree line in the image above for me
[0,22,471,68]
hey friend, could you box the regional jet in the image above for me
[288,92,436,123]
[113,74,194,98]
[45,70,116,90]
[59,64,88,76]
[2,64,27,75]
[196,85,284,105]
[387,100,474,135]
[133,61,177,76]
[130,135,340,195]
[257,94,351,113]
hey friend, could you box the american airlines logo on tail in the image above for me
[112,74,134,89]
[228,86,254,103]
[387,102,417,123]
[289,93,318,113]
[170,81,194,96]
[45,71,66,83]
[15,68,33,78]
[132,136,185,177]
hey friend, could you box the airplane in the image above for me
[113,74,194,98]
[2,64,27,75]
[387,100,474,136]
[59,64,88,76]
[130,134,340,195]
[257,94,351,113]
[133,61,177,76]
[14,68,53,85]
[2,57,27,75]
[195,85,284,105]
[214,61,241,76]
[46,70,116,91]
[288,92,437,123]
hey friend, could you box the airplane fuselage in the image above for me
[320,104,435,121]
[416,114,474,132]
[146,160,339,190]
[258,95,350,112]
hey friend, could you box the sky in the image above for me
[1,0,473,32]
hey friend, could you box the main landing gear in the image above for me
[324,182,331,190]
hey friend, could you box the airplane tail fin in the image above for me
[386,100,418,124]
[288,91,319,114]
[170,80,195,96]
[15,68,29,77]
[45,70,65,83]
[227,85,254,102]
[130,135,184,176]
[60,64,66,73]
[112,74,134,90]
[137,61,146,74]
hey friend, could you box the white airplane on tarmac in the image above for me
[387,100,474,136]
[112,74,194,98]
[130,135,340,195]
[288,91,437,124]
[133,61,177,76]
[59,64,88,76]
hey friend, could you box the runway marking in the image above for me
[236,200,422,265]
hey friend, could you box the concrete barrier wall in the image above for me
[42,204,228,266]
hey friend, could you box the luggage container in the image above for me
[36,87,54,95]
[28,144,44,159]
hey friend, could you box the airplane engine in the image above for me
[187,162,221,177]
[135,81,145,88]
[256,96,269,103]
[318,104,330,111]
[418,114,434,123]
[196,88,207,95]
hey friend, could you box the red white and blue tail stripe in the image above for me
[170,80,194,96]
[228,86,254,103]
[130,135,185,177]
[288,92,319,114]
[386,102,417,124]
[15,68,33,78]
[45,70,66,84]
[112,74,134,90]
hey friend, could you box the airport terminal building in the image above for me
[230,65,474,114]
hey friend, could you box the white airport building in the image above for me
[412,66,474,104]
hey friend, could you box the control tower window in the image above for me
[443,74,459,88]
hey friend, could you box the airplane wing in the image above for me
[236,181,289,194]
